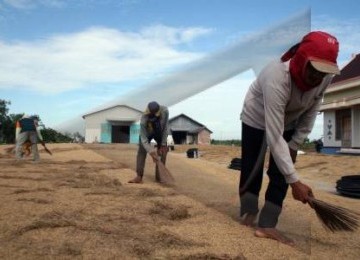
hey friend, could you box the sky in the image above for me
[1,0,359,140]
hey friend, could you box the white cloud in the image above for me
[3,0,64,9]
[0,25,211,93]
[4,0,34,9]
[140,24,213,45]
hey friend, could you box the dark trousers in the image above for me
[239,123,295,228]
[15,131,40,161]
[136,138,167,181]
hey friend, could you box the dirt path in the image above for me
[86,144,241,221]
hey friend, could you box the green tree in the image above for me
[0,100,10,119]
[0,100,11,143]
[2,113,23,143]
[0,100,23,143]
[211,139,241,146]
[40,128,73,143]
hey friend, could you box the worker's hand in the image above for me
[289,148,297,163]
[149,150,158,163]
[290,181,313,204]
[157,145,168,156]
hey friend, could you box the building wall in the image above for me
[323,87,360,104]
[323,107,360,150]
[85,106,141,128]
[84,106,142,143]
[170,115,212,145]
[198,129,212,145]
[130,123,140,144]
[186,135,195,144]
[85,128,101,143]
[323,111,341,147]
[352,107,360,148]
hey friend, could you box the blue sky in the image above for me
[1,0,359,140]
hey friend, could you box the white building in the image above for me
[82,105,212,145]
[169,114,212,145]
[82,105,143,144]
[320,54,360,154]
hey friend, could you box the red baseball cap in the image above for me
[299,31,340,75]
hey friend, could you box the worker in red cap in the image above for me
[239,31,340,245]
[129,101,169,184]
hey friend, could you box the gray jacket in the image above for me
[241,60,332,183]
[139,105,169,153]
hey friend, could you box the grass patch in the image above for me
[131,243,153,257]
[137,188,163,197]
[13,187,54,194]
[149,201,190,221]
[0,175,46,181]
[179,253,246,260]
[14,210,82,236]
[58,172,122,189]
[17,198,52,204]
[155,231,196,248]
[58,242,82,256]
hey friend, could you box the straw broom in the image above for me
[308,197,359,232]
[41,141,52,155]
[5,141,52,156]
[156,159,175,185]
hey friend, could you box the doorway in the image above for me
[112,125,130,143]
[172,131,187,144]
[342,116,351,148]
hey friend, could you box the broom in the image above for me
[41,141,52,155]
[308,197,359,232]
[155,159,175,185]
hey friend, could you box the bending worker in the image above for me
[15,114,44,162]
[129,101,169,183]
[239,31,340,245]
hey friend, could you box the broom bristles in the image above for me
[156,160,175,185]
[308,197,360,232]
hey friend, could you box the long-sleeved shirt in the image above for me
[240,60,332,183]
[139,106,169,153]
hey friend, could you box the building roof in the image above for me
[320,54,360,111]
[82,105,143,119]
[329,53,360,87]
[188,126,211,134]
[169,114,213,133]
